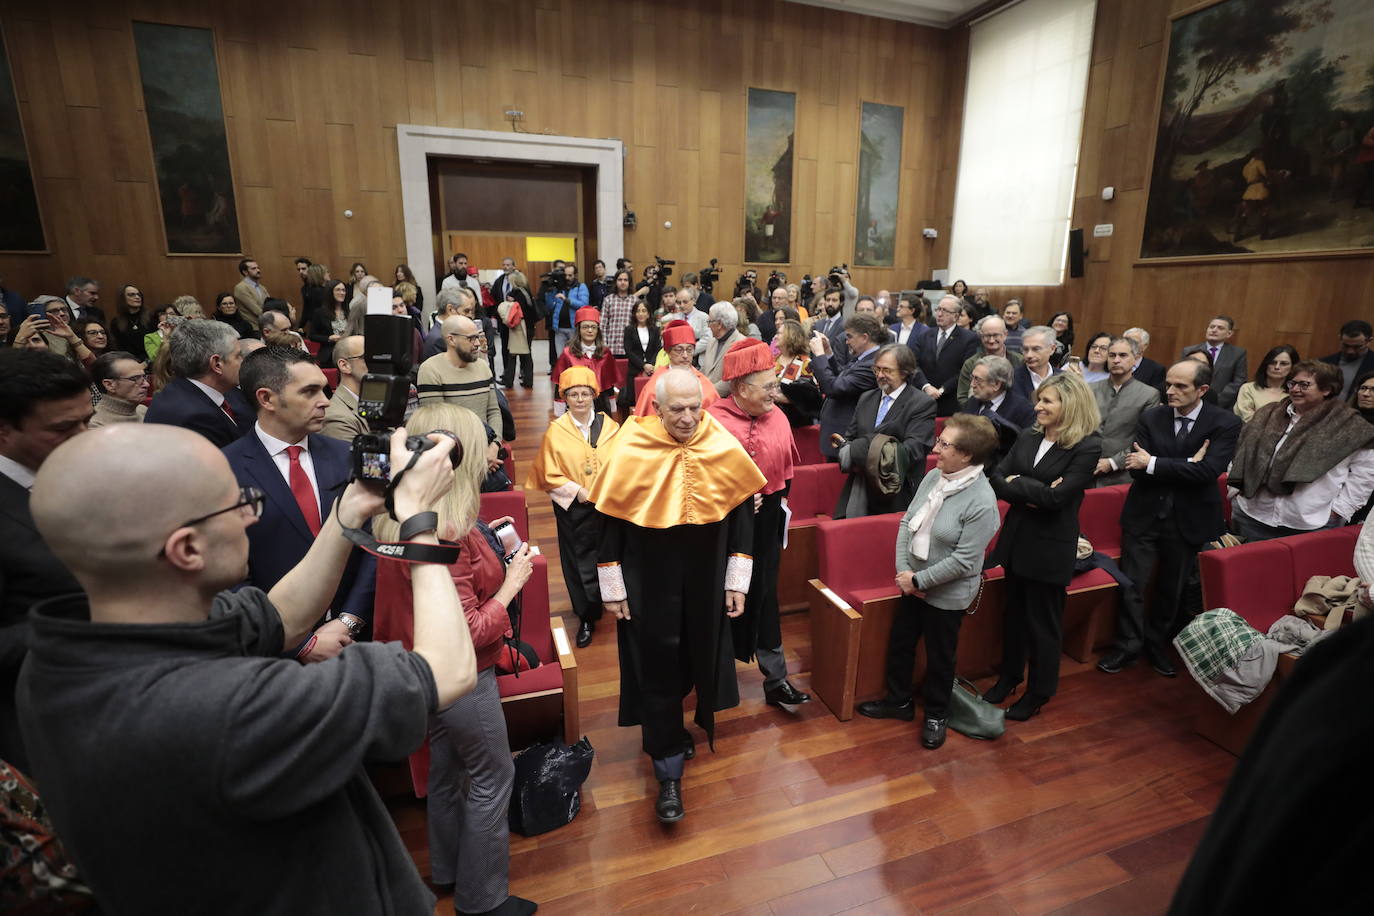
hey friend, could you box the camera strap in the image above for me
[340,523,461,565]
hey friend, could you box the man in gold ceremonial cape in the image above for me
[525,366,620,649]
[591,367,765,824]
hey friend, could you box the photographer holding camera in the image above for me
[19,420,477,914]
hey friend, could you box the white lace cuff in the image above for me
[724,553,753,594]
[597,562,627,601]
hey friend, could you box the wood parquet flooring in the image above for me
[388,350,1233,915]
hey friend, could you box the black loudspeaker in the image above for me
[1068,228,1086,278]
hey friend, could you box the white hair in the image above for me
[708,301,737,326]
[654,365,699,404]
[1124,327,1150,348]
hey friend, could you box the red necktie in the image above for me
[286,446,322,536]
[220,401,236,424]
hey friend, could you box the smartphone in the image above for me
[491,520,524,558]
[1065,355,1082,366]
[27,301,49,318]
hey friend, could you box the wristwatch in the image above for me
[337,613,364,638]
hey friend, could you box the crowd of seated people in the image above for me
[4,251,1374,911]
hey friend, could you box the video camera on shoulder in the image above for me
[350,308,463,482]
[699,258,720,295]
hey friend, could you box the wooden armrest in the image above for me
[551,619,577,672]
[551,619,580,745]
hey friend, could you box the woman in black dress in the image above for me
[984,371,1102,720]
[618,300,661,415]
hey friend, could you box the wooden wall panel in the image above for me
[0,0,960,314]
[951,0,1371,365]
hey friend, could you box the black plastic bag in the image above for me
[507,737,595,836]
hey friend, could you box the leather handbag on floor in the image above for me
[948,677,1005,740]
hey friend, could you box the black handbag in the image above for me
[507,737,595,836]
[947,677,1005,740]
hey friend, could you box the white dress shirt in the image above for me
[255,424,319,505]
[188,378,226,408]
[1146,400,1204,475]
[0,455,36,490]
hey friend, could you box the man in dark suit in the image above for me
[1010,325,1060,403]
[1319,319,1374,398]
[1098,359,1242,678]
[914,295,978,417]
[1181,315,1247,409]
[0,350,92,771]
[1124,327,1166,394]
[961,355,1035,429]
[811,287,850,368]
[223,347,374,660]
[831,344,937,518]
[810,313,882,460]
[145,319,253,447]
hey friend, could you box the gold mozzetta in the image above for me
[587,413,765,529]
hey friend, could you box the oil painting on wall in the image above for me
[0,29,45,252]
[745,88,795,264]
[854,102,904,266]
[133,22,241,255]
[1141,0,1374,260]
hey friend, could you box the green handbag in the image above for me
[948,677,1005,740]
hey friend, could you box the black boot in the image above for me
[655,779,684,823]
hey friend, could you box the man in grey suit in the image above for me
[1091,336,1161,487]
[701,302,746,396]
[1181,315,1247,410]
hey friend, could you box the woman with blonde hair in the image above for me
[773,318,819,426]
[371,403,536,916]
[984,371,1102,721]
[527,365,620,647]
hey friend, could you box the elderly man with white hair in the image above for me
[700,301,747,396]
[591,366,765,824]
[1123,326,1167,393]
[1010,325,1061,403]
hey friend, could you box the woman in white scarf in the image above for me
[856,414,1003,750]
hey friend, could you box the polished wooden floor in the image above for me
[388,350,1233,915]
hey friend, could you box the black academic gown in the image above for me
[554,414,608,624]
[600,501,753,759]
[732,489,785,661]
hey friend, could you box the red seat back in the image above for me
[1282,525,1359,580]
[984,500,1011,557]
[1218,472,1231,523]
[614,358,628,388]
[634,375,651,398]
[788,463,846,521]
[934,416,945,439]
[793,425,823,465]
[1079,484,1127,556]
[479,490,529,541]
[322,368,340,389]
[304,339,321,356]
[1199,540,1295,633]
[815,513,903,597]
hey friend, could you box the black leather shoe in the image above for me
[764,680,812,711]
[1006,693,1049,721]
[856,697,915,721]
[982,679,1021,705]
[655,779,684,823]
[681,732,695,760]
[575,620,594,649]
[458,895,538,916]
[1147,649,1177,678]
[921,717,948,749]
[1096,649,1135,674]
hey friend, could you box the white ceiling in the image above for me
[785,0,990,29]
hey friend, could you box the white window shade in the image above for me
[948,0,1096,287]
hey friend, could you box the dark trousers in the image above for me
[884,594,963,719]
[500,352,533,387]
[497,320,513,377]
[1231,507,1312,542]
[1000,573,1064,698]
[554,501,603,623]
[1117,519,1196,656]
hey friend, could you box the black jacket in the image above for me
[960,391,1035,430]
[915,326,979,416]
[1120,403,1241,545]
[145,378,254,448]
[1133,357,1167,394]
[618,323,662,410]
[989,431,1102,585]
[835,385,937,517]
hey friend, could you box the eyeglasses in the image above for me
[158,486,264,558]
[1358,385,1374,395]
[115,372,150,382]
[743,380,782,394]
[932,437,962,452]
[447,332,484,343]
[341,355,366,363]
[1286,379,1315,390]
[669,345,695,355]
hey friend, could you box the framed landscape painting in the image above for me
[1140,0,1374,262]
[132,22,241,255]
[744,88,795,264]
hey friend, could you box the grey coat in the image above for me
[894,468,1001,610]
[1091,376,1161,486]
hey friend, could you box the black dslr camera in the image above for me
[828,263,849,286]
[351,313,463,482]
[767,269,786,296]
